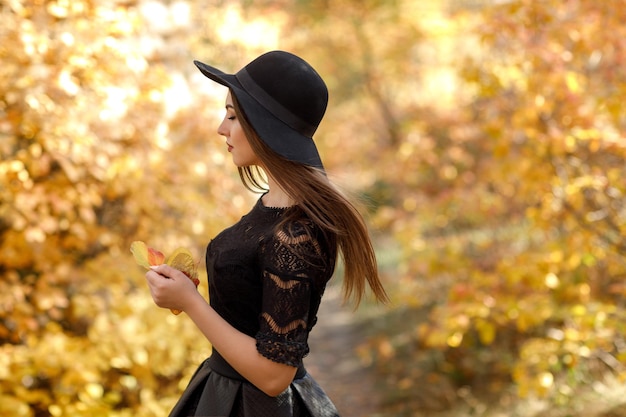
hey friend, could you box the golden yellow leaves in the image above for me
[381,0,626,407]
[130,241,199,315]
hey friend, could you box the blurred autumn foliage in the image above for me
[2,0,626,416]
[361,0,626,415]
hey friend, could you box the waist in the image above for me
[207,350,307,382]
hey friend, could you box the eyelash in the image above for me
[227,116,236,121]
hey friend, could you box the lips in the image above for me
[226,142,233,152]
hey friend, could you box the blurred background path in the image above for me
[306,285,383,417]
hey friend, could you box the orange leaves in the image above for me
[130,241,165,269]
[130,241,198,282]
[130,241,199,315]
[148,247,166,267]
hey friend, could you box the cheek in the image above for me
[240,143,257,162]
[231,124,246,144]
[233,128,250,150]
[240,141,260,165]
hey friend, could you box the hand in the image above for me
[145,264,200,312]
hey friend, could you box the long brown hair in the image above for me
[232,93,388,306]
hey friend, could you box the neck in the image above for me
[262,176,293,208]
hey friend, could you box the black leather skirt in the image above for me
[168,350,340,417]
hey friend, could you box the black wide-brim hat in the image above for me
[194,51,328,170]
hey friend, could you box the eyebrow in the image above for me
[225,104,234,110]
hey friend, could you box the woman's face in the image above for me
[217,92,260,167]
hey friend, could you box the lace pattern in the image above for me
[256,218,331,366]
[206,198,336,368]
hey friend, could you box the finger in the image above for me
[149,264,179,279]
[146,267,177,284]
[145,270,164,286]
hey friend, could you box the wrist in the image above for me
[184,290,207,316]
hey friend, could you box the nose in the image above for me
[217,117,228,137]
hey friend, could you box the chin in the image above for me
[233,157,259,167]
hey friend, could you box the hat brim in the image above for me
[194,60,324,170]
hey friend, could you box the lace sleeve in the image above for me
[255,220,334,367]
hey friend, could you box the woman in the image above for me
[146,50,388,417]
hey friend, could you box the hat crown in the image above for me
[238,51,328,136]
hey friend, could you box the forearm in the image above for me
[184,293,297,396]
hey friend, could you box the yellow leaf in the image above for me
[166,247,199,316]
[166,248,198,281]
[131,243,199,315]
[130,241,151,269]
[476,319,496,345]
[130,241,165,268]
[447,331,463,348]
[565,71,581,93]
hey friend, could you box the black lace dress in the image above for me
[168,197,341,417]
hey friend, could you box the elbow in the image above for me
[256,367,297,397]
[248,357,298,397]
[259,378,291,397]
